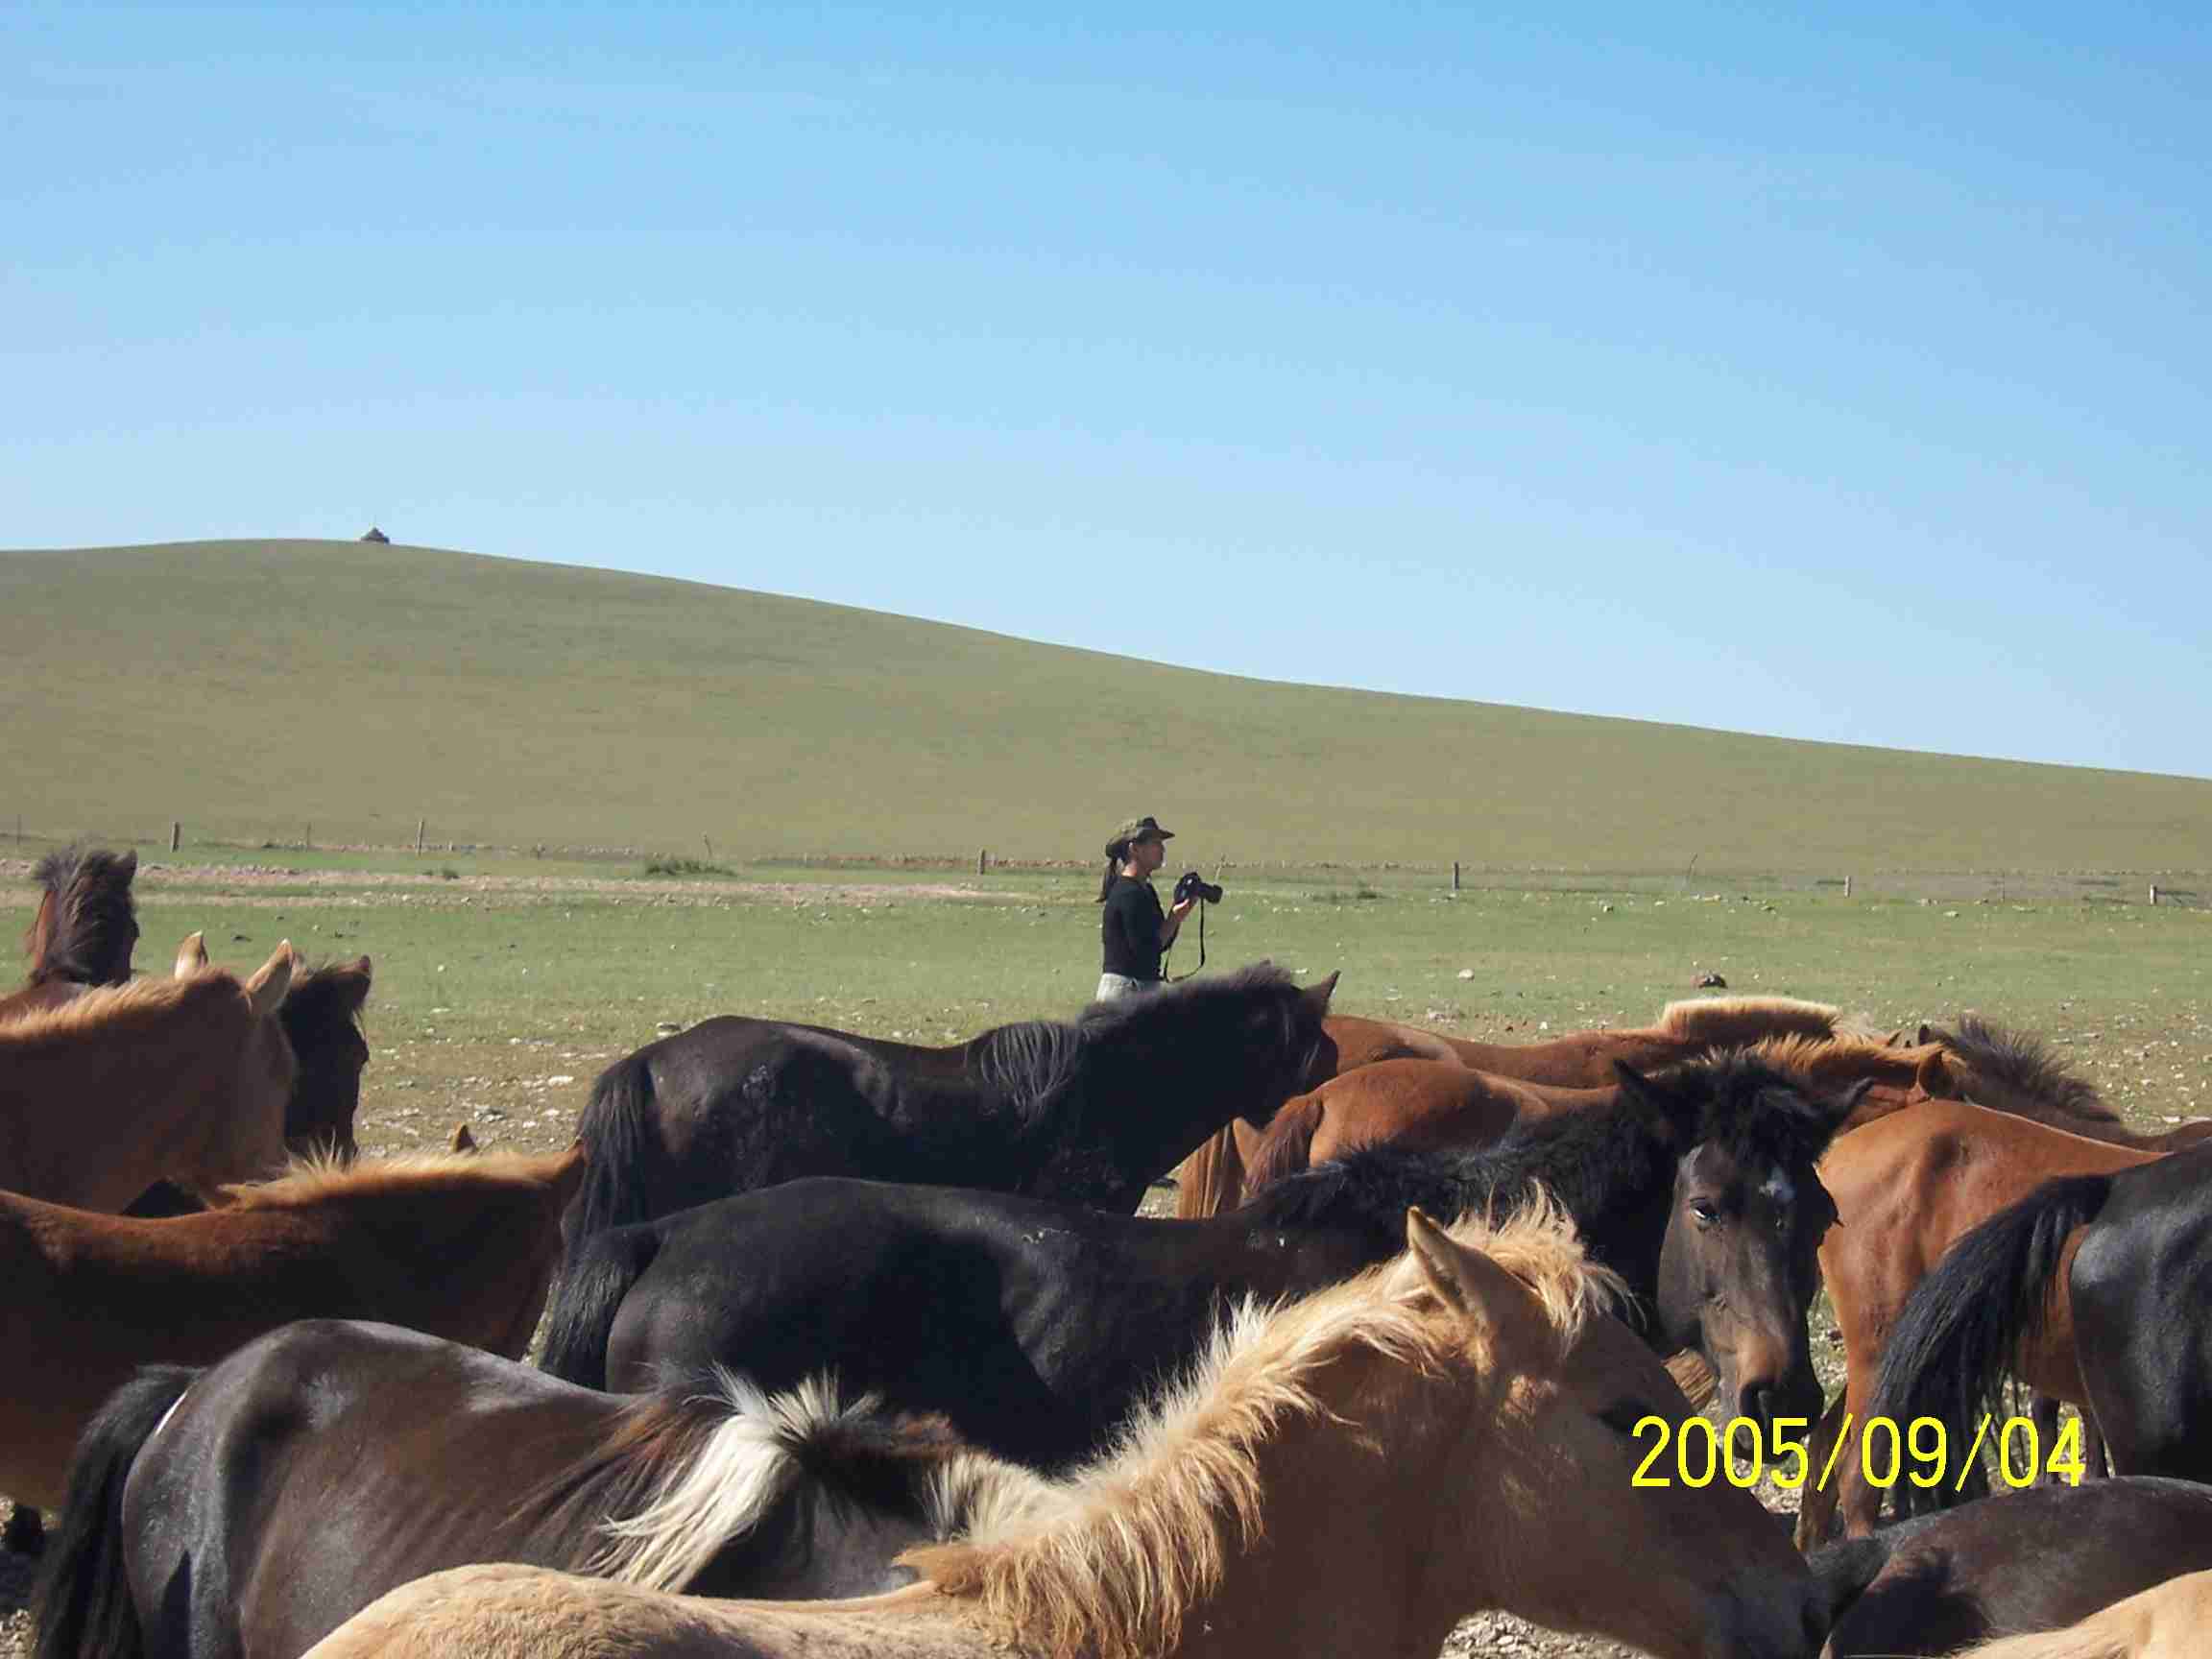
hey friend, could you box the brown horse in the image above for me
[1946,1567,2212,1659]
[0,844,139,1022]
[1920,1016,2212,1150]
[299,1206,1824,1659]
[1177,995,1870,1217]
[0,938,298,1212]
[1221,1029,1929,1213]
[0,1142,586,1511]
[1795,1099,2163,1544]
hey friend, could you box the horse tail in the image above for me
[32,1363,201,1659]
[1867,1171,2115,1518]
[1173,1126,1245,1219]
[568,1052,661,1242]
[539,1222,665,1389]
[1242,1094,1327,1196]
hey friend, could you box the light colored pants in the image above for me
[1094,973,1163,1003]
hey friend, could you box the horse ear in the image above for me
[1916,1023,1937,1046]
[451,1123,478,1154]
[1913,1049,1959,1099]
[1883,1027,1908,1047]
[245,941,298,1018]
[1303,971,1341,1013]
[1406,1208,1518,1349]
[1829,1078,1876,1132]
[115,849,138,878]
[174,931,209,975]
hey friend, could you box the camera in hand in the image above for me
[1173,871,1224,905]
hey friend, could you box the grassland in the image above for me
[12,851,2202,1160]
[3,539,2208,878]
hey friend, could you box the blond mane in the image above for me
[904,1198,1616,1659]
[217,1144,578,1209]
[0,971,239,1047]
[1652,994,1842,1042]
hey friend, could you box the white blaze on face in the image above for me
[1758,1166,1797,1209]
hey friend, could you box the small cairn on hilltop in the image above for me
[360,525,391,543]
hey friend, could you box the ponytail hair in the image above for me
[1095,843,1128,902]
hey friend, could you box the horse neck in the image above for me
[1167,1347,1478,1659]
[322,1181,565,1358]
[1470,1106,1673,1305]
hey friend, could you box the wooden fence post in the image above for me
[978,848,988,877]
[2151,884,2160,906]
[1843,876,1852,898]
[703,835,713,862]
[169,820,180,853]
[416,819,426,854]
[1453,860,1460,892]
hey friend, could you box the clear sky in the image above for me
[9,4,2208,779]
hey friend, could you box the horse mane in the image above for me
[24,843,137,986]
[976,964,1317,1128]
[1651,994,1842,1044]
[1929,1015,2114,1123]
[905,1202,1613,1659]
[0,971,235,1047]
[501,1372,1058,1597]
[1738,1030,1923,1079]
[215,1144,576,1209]
[1673,1050,1853,1183]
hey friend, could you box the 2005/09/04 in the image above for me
[1629,1412,2087,1493]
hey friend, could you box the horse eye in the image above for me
[1690,1200,1719,1226]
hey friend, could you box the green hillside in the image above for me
[1,539,2205,875]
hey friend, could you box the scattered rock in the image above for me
[1695,972,1727,989]
[1456,968,1476,980]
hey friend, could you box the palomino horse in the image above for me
[1872,1143,2212,1507]
[1947,1567,2212,1659]
[1232,1030,1933,1206]
[304,1208,1826,1659]
[1815,1477,2212,1656]
[1,844,139,1022]
[0,1143,584,1511]
[1178,994,1870,1218]
[0,937,297,1212]
[541,1053,1853,1461]
[34,1322,1059,1659]
[565,964,1338,1241]
[1795,1100,2163,1544]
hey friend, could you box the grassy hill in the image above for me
[1,539,2206,876]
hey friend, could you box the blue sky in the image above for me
[9,4,2208,778]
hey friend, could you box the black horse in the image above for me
[541,1053,1856,1468]
[1869,1142,2212,1514]
[562,962,1340,1242]
[31,1320,1052,1659]
[1812,1477,2212,1655]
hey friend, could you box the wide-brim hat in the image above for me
[1107,815,1174,854]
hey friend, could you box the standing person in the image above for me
[1095,814,1197,1002]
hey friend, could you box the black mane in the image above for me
[27,842,138,986]
[1930,1015,2113,1123]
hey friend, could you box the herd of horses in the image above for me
[7,842,2212,1658]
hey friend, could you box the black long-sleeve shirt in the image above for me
[1100,877,1167,981]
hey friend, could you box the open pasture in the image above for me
[4,852,2210,1659]
[5,853,2200,1163]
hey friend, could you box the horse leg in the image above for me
[3,1501,43,1557]
[1792,1393,1847,1550]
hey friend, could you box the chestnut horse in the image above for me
[1795,1100,2163,1544]
[1,844,139,1022]
[1222,1029,1927,1213]
[1919,1016,2212,1150]
[0,1143,585,1511]
[300,1208,1825,1659]
[0,938,298,1212]
[1177,995,1868,1217]
[35,1321,1057,1659]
